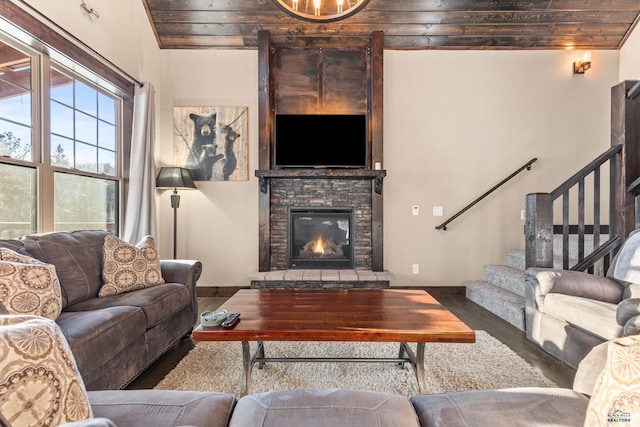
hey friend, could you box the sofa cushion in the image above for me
[229,389,420,427]
[612,230,640,284]
[87,390,235,427]
[99,235,164,297]
[544,293,623,341]
[584,335,640,426]
[21,230,111,307]
[66,283,190,328]
[0,315,93,426]
[0,249,62,320]
[410,387,588,427]
[56,306,146,379]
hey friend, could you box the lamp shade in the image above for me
[156,167,197,189]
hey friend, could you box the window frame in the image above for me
[0,3,134,236]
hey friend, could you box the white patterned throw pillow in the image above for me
[584,335,640,426]
[99,235,164,297]
[0,248,62,320]
[0,315,93,426]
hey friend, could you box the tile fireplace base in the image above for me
[249,269,393,289]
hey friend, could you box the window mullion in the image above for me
[39,55,54,232]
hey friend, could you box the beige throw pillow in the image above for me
[584,335,640,426]
[0,248,63,320]
[0,315,93,426]
[99,235,164,297]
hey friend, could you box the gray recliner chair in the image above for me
[525,229,640,367]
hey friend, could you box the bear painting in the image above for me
[173,107,249,181]
[186,113,219,180]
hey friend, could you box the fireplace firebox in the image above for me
[288,207,354,269]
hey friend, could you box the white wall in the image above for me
[156,50,259,286]
[20,0,161,84]
[384,49,619,285]
[11,1,629,287]
[620,23,640,80]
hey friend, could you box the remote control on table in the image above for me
[222,312,240,328]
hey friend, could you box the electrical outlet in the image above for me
[412,206,419,216]
[412,264,419,274]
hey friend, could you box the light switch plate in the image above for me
[433,206,444,217]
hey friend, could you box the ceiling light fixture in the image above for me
[80,0,100,21]
[273,0,370,22]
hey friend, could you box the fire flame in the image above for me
[312,236,325,254]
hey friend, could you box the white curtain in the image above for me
[122,82,157,243]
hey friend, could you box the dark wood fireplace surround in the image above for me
[256,30,385,273]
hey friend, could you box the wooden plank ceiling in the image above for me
[142,0,640,50]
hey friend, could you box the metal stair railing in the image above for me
[435,158,537,231]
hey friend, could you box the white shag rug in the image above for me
[155,331,557,398]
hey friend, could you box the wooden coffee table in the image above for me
[193,289,475,395]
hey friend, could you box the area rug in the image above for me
[155,331,557,398]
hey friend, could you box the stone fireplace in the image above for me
[269,177,373,271]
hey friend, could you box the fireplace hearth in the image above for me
[289,207,353,269]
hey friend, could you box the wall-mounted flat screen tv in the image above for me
[274,114,367,168]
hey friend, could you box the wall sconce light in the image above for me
[573,52,592,74]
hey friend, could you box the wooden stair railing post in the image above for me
[525,193,553,269]
[612,80,640,238]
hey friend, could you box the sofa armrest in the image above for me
[160,259,202,329]
[616,298,640,331]
[623,315,640,336]
[161,259,202,285]
[87,390,235,427]
[525,267,623,304]
[59,418,118,427]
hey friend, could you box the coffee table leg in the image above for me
[401,342,426,394]
[397,343,407,368]
[241,341,251,396]
[415,342,426,394]
[257,341,266,369]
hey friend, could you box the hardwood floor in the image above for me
[126,295,576,390]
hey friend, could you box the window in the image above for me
[0,25,127,238]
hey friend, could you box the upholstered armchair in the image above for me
[525,230,640,368]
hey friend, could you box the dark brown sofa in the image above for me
[0,229,201,390]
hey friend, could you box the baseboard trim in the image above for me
[196,285,465,298]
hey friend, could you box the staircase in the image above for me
[464,235,606,331]
[463,251,528,331]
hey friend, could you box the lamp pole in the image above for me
[170,188,180,259]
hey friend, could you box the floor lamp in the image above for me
[156,167,197,259]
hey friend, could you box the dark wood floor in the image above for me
[126,295,576,390]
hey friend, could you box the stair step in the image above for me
[464,280,525,331]
[503,248,585,270]
[505,249,525,270]
[483,264,525,297]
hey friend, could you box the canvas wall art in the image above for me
[173,106,249,181]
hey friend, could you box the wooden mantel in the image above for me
[255,169,386,194]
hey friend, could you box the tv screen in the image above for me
[274,114,367,168]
